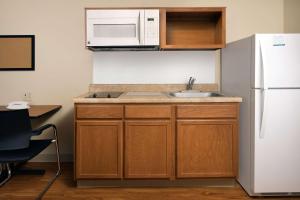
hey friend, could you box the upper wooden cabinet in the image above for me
[160,8,226,49]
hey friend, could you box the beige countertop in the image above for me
[74,92,242,103]
[74,84,242,103]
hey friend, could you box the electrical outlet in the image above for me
[23,92,32,103]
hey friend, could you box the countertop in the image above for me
[74,84,242,103]
[74,92,242,103]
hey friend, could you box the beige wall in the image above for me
[0,0,284,161]
[284,0,300,32]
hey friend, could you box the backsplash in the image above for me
[93,51,216,84]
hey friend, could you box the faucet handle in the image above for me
[189,77,196,85]
[191,77,195,84]
[186,76,196,90]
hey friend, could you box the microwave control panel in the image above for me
[144,10,160,46]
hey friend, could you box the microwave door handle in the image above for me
[139,11,145,45]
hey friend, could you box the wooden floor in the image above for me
[0,163,299,200]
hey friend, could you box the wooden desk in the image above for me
[27,105,61,118]
[0,105,61,118]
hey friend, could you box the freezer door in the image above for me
[253,89,300,193]
[254,34,300,88]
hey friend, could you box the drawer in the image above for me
[177,104,238,119]
[76,105,123,119]
[125,105,172,119]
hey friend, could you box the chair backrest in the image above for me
[0,109,32,150]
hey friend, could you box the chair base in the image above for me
[12,161,45,175]
[36,126,61,200]
[36,170,61,200]
[14,167,45,175]
[0,164,12,186]
[0,125,61,200]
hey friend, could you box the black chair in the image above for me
[0,109,61,199]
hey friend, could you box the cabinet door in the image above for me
[125,120,172,179]
[76,120,122,179]
[177,120,237,178]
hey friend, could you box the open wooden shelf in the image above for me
[160,8,226,50]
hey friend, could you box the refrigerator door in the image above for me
[253,88,300,193]
[254,34,300,89]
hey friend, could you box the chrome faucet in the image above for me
[186,77,196,90]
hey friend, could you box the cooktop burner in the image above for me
[86,92,123,98]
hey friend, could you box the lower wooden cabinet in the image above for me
[75,103,239,182]
[125,120,172,178]
[76,120,122,179]
[177,120,237,178]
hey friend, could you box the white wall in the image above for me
[93,51,215,84]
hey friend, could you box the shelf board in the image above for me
[160,44,225,50]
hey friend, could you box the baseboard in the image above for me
[77,179,238,188]
[29,153,73,162]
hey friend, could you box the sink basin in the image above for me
[86,92,123,98]
[169,91,223,98]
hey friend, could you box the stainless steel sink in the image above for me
[86,92,123,98]
[169,91,223,98]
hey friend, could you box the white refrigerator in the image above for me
[221,34,300,196]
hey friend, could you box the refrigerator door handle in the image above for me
[260,88,268,139]
[259,40,269,139]
[260,39,269,91]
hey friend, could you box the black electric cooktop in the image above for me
[86,92,123,98]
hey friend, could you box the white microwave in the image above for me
[86,9,160,50]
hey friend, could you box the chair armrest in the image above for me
[32,124,56,136]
